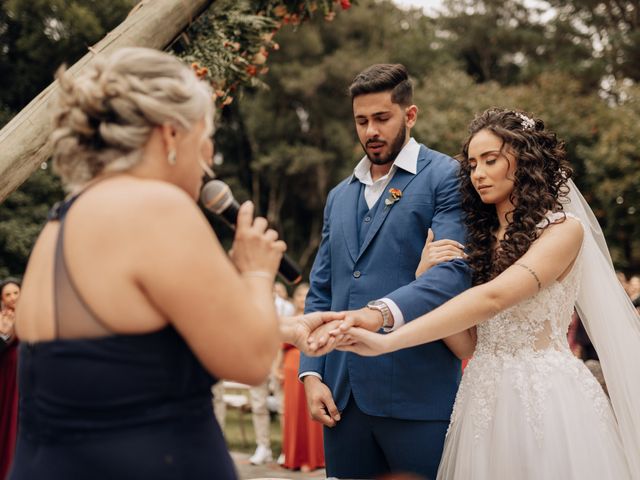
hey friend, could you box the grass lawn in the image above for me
[221,407,282,455]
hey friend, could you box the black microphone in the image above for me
[200,180,302,285]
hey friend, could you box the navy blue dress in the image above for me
[9,195,237,479]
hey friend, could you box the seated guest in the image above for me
[9,47,339,480]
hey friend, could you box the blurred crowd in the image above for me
[212,281,325,474]
[1,270,639,478]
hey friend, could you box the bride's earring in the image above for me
[167,149,177,166]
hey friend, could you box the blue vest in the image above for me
[357,184,386,248]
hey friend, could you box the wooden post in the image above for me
[0,0,214,201]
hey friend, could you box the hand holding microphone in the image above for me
[231,201,286,282]
[201,180,303,284]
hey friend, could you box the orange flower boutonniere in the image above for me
[384,188,403,206]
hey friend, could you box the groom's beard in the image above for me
[362,124,407,166]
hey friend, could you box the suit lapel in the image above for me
[338,178,362,263]
[356,146,432,262]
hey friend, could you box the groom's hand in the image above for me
[303,376,341,427]
[339,307,385,333]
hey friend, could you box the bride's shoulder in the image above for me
[537,211,584,245]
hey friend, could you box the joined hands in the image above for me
[286,306,393,357]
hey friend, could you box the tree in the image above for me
[209,0,455,273]
[0,0,136,278]
[438,0,605,89]
[0,0,358,277]
[0,0,137,114]
[546,0,640,83]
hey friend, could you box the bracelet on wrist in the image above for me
[241,270,274,281]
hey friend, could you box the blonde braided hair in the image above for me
[51,47,213,191]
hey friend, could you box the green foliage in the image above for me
[578,86,640,267]
[438,0,605,88]
[176,0,356,107]
[0,0,136,112]
[210,0,640,272]
[0,0,638,277]
[0,0,134,277]
[546,0,640,83]
[0,164,63,278]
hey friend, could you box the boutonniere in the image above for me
[384,188,403,206]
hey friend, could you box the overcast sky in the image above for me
[392,0,444,14]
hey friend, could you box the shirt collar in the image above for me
[351,137,420,184]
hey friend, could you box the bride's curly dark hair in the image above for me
[458,108,573,285]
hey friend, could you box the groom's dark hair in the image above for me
[349,64,413,106]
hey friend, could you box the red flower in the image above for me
[340,0,351,10]
[245,65,258,76]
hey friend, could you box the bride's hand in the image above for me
[336,327,393,357]
[415,228,466,278]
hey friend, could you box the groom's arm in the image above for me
[299,188,337,378]
[385,160,471,323]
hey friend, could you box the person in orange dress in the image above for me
[281,283,324,472]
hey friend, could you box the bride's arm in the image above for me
[442,327,476,360]
[341,218,584,356]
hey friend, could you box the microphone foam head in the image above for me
[200,180,234,214]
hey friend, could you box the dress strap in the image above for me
[51,191,113,339]
[537,210,586,232]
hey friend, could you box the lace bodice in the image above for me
[476,211,581,357]
[449,212,611,442]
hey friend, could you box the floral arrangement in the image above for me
[181,0,354,108]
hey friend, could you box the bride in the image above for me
[324,108,640,478]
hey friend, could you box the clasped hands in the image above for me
[288,306,389,357]
[287,229,466,357]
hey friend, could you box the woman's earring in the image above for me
[167,149,177,166]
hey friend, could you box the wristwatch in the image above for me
[366,300,393,330]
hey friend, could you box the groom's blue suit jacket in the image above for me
[300,144,471,421]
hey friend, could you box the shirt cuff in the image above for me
[379,297,405,332]
[298,371,323,382]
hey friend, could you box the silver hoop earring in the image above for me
[167,149,177,166]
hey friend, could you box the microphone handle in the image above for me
[214,200,302,284]
[278,254,303,285]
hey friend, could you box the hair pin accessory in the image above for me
[515,112,535,130]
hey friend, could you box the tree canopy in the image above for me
[0,0,638,279]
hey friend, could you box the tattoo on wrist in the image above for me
[515,262,542,290]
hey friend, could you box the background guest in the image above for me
[249,283,295,466]
[0,278,20,480]
[282,283,324,473]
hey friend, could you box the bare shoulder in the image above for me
[73,178,203,229]
[91,177,194,213]
[538,214,584,250]
[64,178,213,263]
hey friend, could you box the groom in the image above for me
[300,64,470,479]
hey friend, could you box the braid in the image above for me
[51,47,213,191]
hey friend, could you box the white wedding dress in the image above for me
[437,212,632,479]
